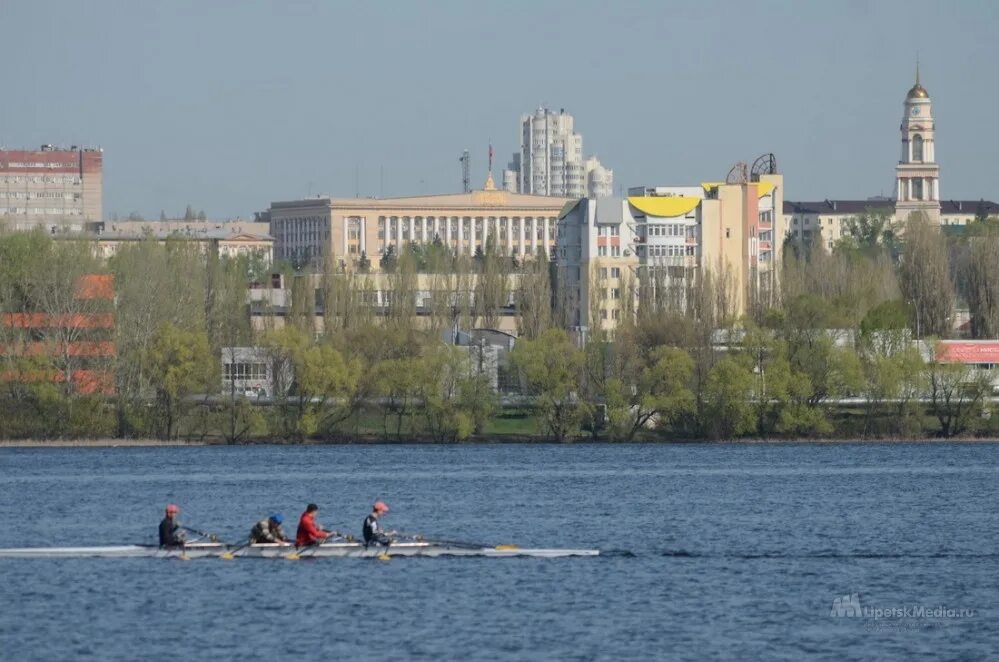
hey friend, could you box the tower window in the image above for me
[912,134,924,162]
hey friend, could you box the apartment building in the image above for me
[0,145,103,231]
[557,157,784,335]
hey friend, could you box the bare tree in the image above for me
[898,212,953,337]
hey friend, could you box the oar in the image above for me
[219,539,253,561]
[400,534,518,551]
[180,526,224,543]
[283,534,356,561]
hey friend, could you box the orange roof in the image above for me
[75,274,114,300]
[1,313,114,329]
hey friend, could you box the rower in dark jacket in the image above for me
[249,513,288,543]
[363,501,392,547]
[159,504,186,547]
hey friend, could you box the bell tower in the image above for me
[895,63,941,224]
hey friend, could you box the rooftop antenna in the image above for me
[460,149,471,193]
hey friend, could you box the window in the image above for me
[611,288,620,299]
[725,228,731,239]
[611,267,620,278]
[599,268,608,280]
[912,134,924,161]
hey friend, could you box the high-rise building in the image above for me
[503,107,612,199]
[0,145,103,231]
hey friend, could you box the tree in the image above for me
[899,212,953,337]
[859,300,912,358]
[515,255,552,339]
[859,348,925,437]
[474,239,510,329]
[927,356,990,438]
[357,251,371,273]
[380,245,397,274]
[702,355,756,439]
[143,323,214,440]
[510,328,588,442]
[843,209,898,252]
[262,326,361,440]
[109,239,208,437]
[962,229,999,338]
[418,344,497,441]
[604,346,694,440]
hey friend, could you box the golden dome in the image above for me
[907,83,929,99]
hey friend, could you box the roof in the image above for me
[784,200,895,215]
[783,199,999,216]
[96,230,273,241]
[270,189,573,213]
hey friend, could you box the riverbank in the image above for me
[3,435,999,447]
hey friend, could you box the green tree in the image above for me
[262,326,361,440]
[143,323,214,440]
[604,346,694,440]
[702,355,756,439]
[380,245,398,274]
[511,328,588,442]
[418,344,497,441]
[927,356,990,438]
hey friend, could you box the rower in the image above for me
[363,501,392,547]
[158,504,186,547]
[249,513,288,544]
[295,503,337,547]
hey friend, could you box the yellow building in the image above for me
[265,178,570,271]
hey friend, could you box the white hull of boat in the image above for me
[0,541,599,559]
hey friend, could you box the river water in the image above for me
[0,443,996,660]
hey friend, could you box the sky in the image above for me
[1,0,997,220]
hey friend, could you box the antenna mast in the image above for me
[459,149,471,193]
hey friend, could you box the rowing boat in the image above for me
[0,541,599,559]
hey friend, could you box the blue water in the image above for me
[0,443,996,660]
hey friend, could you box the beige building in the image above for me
[265,178,570,270]
[0,145,103,231]
[557,156,784,335]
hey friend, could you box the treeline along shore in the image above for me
[4,212,999,443]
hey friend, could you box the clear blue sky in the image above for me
[1,0,996,219]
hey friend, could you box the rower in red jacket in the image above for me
[296,503,338,546]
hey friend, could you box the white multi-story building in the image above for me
[503,107,613,199]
